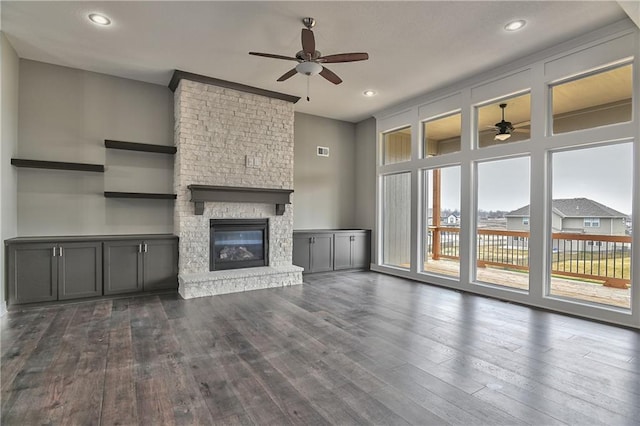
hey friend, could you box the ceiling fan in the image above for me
[490,103,529,141]
[249,17,369,86]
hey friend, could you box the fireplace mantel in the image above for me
[188,185,293,215]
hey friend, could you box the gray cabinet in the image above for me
[103,240,143,295]
[334,232,369,270]
[143,238,179,291]
[293,233,334,273]
[5,234,177,305]
[7,241,102,305]
[293,230,370,274]
[58,242,103,300]
[104,237,178,295]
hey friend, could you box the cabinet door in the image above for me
[58,242,103,300]
[351,233,370,269]
[103,240,143,295]
[333,234,353,270]
[8,243,58,304]
[292,234,312,272]
[143,239,178,291]
[310,234,334,273]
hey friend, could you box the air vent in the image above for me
[317,146,330,157]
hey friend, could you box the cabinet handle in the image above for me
[350,236,355,242]
[138,244,142,253]
[143,243,148,253]
[59,247,63,257]
[52,247,57,257]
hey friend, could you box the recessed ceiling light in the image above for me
[504,20,526,32]
[88,13,111,26]
[363,90,377,97]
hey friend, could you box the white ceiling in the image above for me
[1,1,632,123]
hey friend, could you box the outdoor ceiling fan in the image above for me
[487,103,531,141]
[249,17,369,86]
[493,103,515,141]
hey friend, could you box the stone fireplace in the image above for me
[171,71,303,299]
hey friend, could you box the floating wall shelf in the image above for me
[105,140,176,154]
[104,192,177,200]
[11,158,105,173]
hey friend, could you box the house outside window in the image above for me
[584,217,600,228]
[522,217,529,225]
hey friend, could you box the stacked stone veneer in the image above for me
[174,79,302,299]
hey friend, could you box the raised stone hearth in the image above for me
[172,73,302,299]
[179,265,303,299]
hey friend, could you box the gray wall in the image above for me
[354,117,376,231]
[17,60,174,236]
[293,112,356,230]
[1,33,20,313]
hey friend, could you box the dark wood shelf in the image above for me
[11,158,104,173]
[187,185,293,215]
[104,140,176,154]
[104,192,177,200]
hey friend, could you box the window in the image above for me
[584,218,600,228]
[550,143,632,309]
[382,127,411,164]
[422,166,461,277]
[551,64,632,134]
[423,112,461,157]
[522,217,529,225]
[382,172,411,268]
[476,93,530,148]
[475,157,531,290]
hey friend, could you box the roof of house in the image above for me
[506,198,628,218]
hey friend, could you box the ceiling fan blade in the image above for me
[277,68,298,82]
[318,53,369,63]
[301,28,315,57]
[249,52,299,61]
[320,66,342,85]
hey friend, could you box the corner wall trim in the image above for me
[168,70,300,103]
[187,185,293,216]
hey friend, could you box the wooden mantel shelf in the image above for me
[187,185,293,216]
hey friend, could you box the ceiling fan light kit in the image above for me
[296,61,322,76]
[494,132,512,141]
[249,17,369,87]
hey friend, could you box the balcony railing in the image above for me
[427,227,632,288]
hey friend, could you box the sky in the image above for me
[432,142,633,215]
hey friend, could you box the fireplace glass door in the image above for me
[210,219,268,271]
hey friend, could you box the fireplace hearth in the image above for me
[210,219,268,271]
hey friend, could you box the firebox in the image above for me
[210,219,269,271]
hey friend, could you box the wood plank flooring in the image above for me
[2,271,640,425]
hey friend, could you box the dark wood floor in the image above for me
[2,271,640,425]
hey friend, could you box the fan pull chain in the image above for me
[306,76,310,102]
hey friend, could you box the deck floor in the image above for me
[2,271,639,425]
[423,259,631,309]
